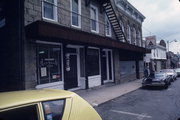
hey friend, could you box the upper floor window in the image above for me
[127,25,131,44]
[90,4,99,33]
[133,28,136,45]
[120,20,125,42]
[137,30,141,46]
[42,0,57,21]
[71,0,81,28]
[105,15,111,37]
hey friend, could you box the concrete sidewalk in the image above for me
[75,79,142,107]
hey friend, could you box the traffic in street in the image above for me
[95,77,180,120]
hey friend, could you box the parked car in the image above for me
[160,69,177,81]
[0,89,102,120]
[175,68,180,77]
[142,72,171,88]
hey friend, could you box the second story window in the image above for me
[71,0,81,28]
[133,28,136,45]
[90,4,99,33]
[42,0,57,21]
[105,15,111,37]
[127,25,131,44]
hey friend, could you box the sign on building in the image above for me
[145,36,156,49]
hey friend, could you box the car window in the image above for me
[0,105,39,120]
[42,99,65,120]
[155,74,165,78]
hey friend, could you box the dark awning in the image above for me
[26,21,149,53]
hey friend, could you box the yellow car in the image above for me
[0,89,102,120]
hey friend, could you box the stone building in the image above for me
[0,0,146,91]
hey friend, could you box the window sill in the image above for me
[42,17,58,24]
[91,30,99,34]
[36,81,63,89]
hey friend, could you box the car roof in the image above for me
[0,89,75,110]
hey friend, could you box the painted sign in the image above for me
[145,35,156,48]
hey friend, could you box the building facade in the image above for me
[0,0,146,91]
[145,38,167,72]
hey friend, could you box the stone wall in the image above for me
[24,39,37,89]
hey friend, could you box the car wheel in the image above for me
[164,84,169,89]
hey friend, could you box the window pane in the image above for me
[105,18,110,35]
[0,105,39,120]
[43,100,65,120]
[72,0,79,26]
[38,45,62,85]
[91,6,97,31]
[91,20,96,31]
[38,45,50,84]
[49,47,62,82]
[72,0,78,13]
[72,13,79,26]
[44,2,54,19]
[90,7,96,20]
[87,48,100,76]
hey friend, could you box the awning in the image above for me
[26,21,149,53]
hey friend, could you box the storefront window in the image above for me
[120,61,136,75]
[37,44,62,84]
[87,48,100,76]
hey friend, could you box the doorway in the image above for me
[102,50,114,83]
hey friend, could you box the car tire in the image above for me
[164,84,168,89]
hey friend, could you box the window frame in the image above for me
[87,47,100,76]
[127,25,131,44]
[105,14,112,37]
[70,0,81,28]
[36,41,64,86]
[90,4,99,33]
[133,27,136,45]
[0,103,40,120]
[42,99,66,120]
[42,0,58,22]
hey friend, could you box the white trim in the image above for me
[77,48,81,86]
[66,44,84,48]
[36,81,64,89]
[88,46,99,49]
[36,40,61,45]
[70,0,81,28]
[90,4,99,33]
[42,0,58,22]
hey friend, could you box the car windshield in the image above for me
[155,73,165,78]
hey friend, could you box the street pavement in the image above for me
[95,77,180,120]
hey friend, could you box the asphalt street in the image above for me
[95,78,180,120]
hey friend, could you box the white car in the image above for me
[160,69,177,81]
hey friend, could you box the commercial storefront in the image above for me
[24,20,146,90]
